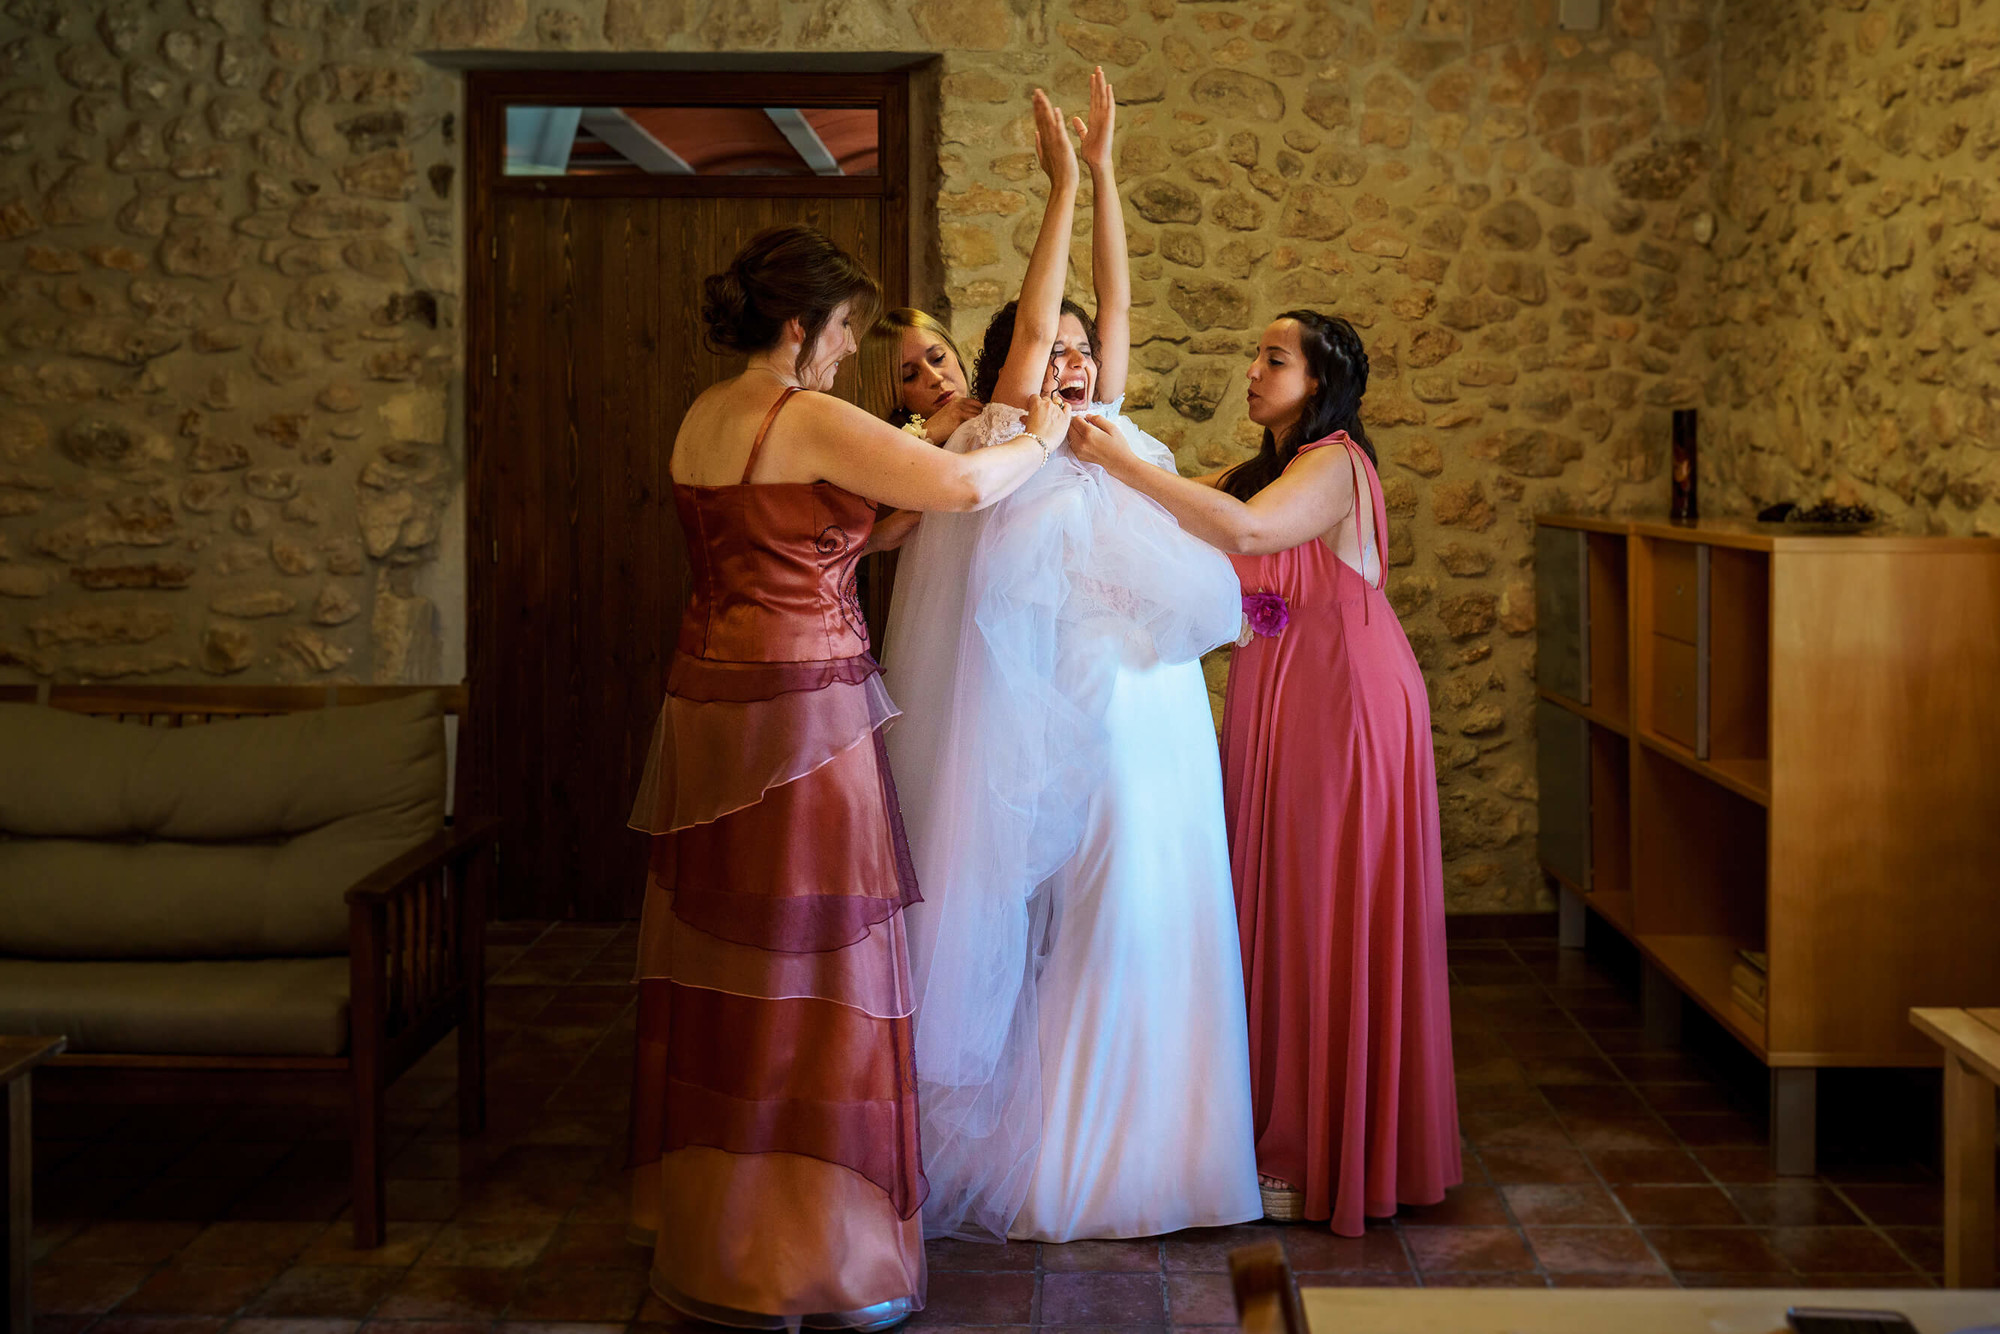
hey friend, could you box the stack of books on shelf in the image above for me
[1731,949,1767,1025]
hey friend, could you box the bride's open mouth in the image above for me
[1056,382,1089,407]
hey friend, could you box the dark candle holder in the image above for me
[1671,408,1698,522]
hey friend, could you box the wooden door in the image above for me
[466,75,908,920]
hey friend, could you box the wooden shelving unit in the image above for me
[1534,514,2000,1172]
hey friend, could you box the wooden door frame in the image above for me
[460,69,911,909]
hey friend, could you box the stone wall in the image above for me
[0,0,461,685]
[0,0,1732,912]
[1699,0,2000,525]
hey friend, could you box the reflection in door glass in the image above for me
[503,106,881,177]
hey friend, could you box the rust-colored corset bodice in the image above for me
[672,480,875,666]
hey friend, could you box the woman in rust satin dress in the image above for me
[1067,311,1459,1237]
[626,224,1065,1329]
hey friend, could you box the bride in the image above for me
[872,72,1262,1243]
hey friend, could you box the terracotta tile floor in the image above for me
[29,922,1972,1331]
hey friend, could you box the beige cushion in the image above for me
[0,693,444,958]
[0,957,350,1056]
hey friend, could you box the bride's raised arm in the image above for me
[1074,67,1129,405]
[988,90,1081,411]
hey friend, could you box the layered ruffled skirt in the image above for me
[627,653,927,1327]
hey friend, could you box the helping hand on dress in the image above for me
[1024,391,1072,451]
[1065,413,1125,470]
[925,395,984,445]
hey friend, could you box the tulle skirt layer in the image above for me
[628,653,926,1319]
[882,403,1242,1241]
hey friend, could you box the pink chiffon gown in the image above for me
[1220,431,1462,1237]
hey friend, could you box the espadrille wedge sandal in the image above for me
[1259,1178,1305,1222]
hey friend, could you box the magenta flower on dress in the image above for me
[1243,590,1290,638]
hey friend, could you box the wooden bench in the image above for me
[4,683,495,1249]
[2,1036,63,1334]
[1293,1288,2000,1332]
[1911,1005,2000,1288]
[1229,1242,1306,1334]
[1229,1246,2000,1332]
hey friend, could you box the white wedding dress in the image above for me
[882,401,1261,1243]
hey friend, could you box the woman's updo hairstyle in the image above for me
[700,224,881,374]
[1220,309,1376,502]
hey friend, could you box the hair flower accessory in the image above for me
[1242,590,1290,639]
[901,414,929,438]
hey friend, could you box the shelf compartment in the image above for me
[1535,524,1591,706]
[1634,731,1770,806]
[1631,744,1766,947]
[1589,725,1631,902]
[1536,689,1630,737]
[1651,635,1699,750]
[1652,540,1702,644]
[1537,708,1633,905]
[1586,532,1630,724]
[1705,544,1770,766]
[1638,932,1769,1056]
[1537,520,1634,727]
[1633,538,1770,767]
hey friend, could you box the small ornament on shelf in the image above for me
[1755,500,1881,532]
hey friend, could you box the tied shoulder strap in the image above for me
[1340,436,1387,593]
[740,385,802,484]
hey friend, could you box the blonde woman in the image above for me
[856,307,983,444]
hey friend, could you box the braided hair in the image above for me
[1219,310,1375,502]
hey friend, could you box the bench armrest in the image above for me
[348,816,497,1071]
[345,817,501,905]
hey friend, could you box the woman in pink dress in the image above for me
[626,219,1065,1328]
[1065,309,1460,1237]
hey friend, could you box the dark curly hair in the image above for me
[1219,310,1376,502]
[700,224,881,374]
[970,298,1101,404]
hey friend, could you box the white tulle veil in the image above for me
[880,401,1239,1241]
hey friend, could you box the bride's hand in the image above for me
[925,394,983,445]
[1023,391,1070,448]
[1072,67,1115,176]
[1031,88,1078,191]
[1066,412,1127,471]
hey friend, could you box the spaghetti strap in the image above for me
[1341,437,1386,592]
[1289,432,1385,593]
[740,386,801,485]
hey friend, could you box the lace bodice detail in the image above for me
[947,399,1178,475]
